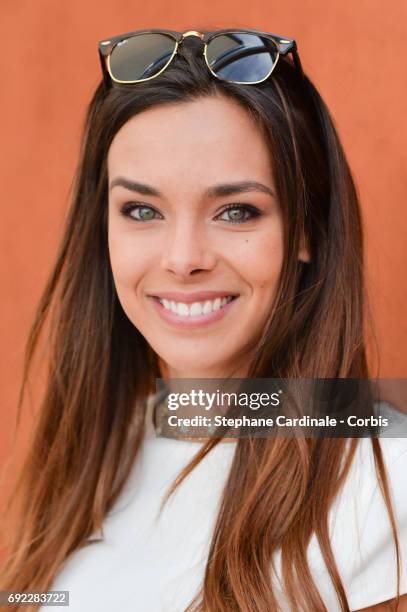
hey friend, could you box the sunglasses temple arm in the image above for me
[291,47,305,79]
[98,51,112,91]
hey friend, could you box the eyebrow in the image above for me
[109,177,275,199]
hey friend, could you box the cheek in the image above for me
[237,231,284,290]
[108,224,152,288]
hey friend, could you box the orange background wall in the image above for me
[1,1,406,512]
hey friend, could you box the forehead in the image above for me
[107,95,274,189]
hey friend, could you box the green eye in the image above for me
[218,204,261,224]
[224,208,247,222]
[120,203,162,221]
[136,206,156,221]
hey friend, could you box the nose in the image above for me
[160,217,217,279]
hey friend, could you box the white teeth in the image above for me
[189,302,203,316]
[158,295,235,317]
[212,298,221,311]
[202,300,212,314]
[177,303,189,316]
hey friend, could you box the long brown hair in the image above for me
[0,34,400,611]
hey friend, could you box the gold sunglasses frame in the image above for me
[98,28,302,87]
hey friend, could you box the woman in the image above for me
[1,28,406,611]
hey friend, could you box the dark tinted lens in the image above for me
[109,33,177,82]
[206,33,278,83]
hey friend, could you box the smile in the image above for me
[149,293,238,328]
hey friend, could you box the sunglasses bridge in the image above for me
[181,31,205,41]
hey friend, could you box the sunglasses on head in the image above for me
[98,28,303,87]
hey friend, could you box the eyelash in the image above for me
[119,202,262,224]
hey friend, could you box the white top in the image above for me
[47,398,407,611]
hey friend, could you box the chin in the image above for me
[156,350,232,378]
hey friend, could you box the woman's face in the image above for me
[107,95,286,378]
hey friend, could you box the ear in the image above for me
[298,233,311,263]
